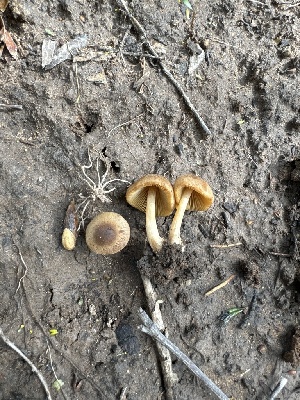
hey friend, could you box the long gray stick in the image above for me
[141,275,177,400]
[138,308,229,400]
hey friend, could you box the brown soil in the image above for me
[0,1,300,399]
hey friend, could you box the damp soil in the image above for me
[0,1,300,399]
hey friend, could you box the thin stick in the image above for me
[116,0,212,137]
[247,0,268,6]
[119,387,128,400]
[107,112,144,137]
[280,1,300,9]
[138,308,229,400]
[210,38,240,49]
[46,340,68,400]
[74,62,81,104]
[0,103,23,111]
[269,251,291,257]
[0,326,52,400]
[210,242,243,248]
[205,274,236,296]
[141,275,177,400]
[15,245,28,294]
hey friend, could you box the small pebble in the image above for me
[257,344,267,354]
[223,202,237,214]
[287,370,297,376]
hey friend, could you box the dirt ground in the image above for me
[0,1,300,399]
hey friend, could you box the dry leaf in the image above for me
[42,34,88,69]
[0,16,18,59]
[0,0,9,13]
[3,29,17,58]
[86,70,107,84]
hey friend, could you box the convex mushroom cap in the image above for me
[169,174,214,245]
[126,174,175,252]
[86,212,130,255]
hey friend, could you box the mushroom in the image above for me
[169,174,214,245]
[85,212,130,255]
[62,200,79,251]
[126,174,175,253]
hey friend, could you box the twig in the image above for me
[119,386,128,400]
[46,340,68,400]
[160,65,212,137]
[247,0,269,6]
[210,242,243,248]
[107,112,144,137]
[141,275,177,400]
[239,291,257,329]
[210,38,240,49]
[116,0,212,137]
[119,29,130,66]
[74,62,81,104]
[240,368,251,378]
[269,376,288,400]
[279,1,300,9]
[0,326,52,400]
[122,51,159,59]
[138,308,229,400]
[205,274,235,296]
[0,103,23,111]
[15,245,28,294]
[269,251,291,257]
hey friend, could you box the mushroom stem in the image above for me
[146,187,164,252]
[169,188,192,245]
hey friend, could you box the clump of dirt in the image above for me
[116,318,140,356]
[291,160,300,182]
[137,244,197,285]
[239,260,261,287]
[283,326,300,367]
[280,259,296,286]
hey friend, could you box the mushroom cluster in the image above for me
[126,173,214,252]
[62,174,214,256]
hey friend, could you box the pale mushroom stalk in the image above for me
[146,187,164,252]
[169,188,192,245]
[126,174,175,253]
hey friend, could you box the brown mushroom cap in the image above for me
[174,174,214,211]
[126,174,175,216]
[86,212,130,255]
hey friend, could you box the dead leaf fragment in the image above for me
[42,34,88,70]
[41,39,56,68]
[0,16,18,59]
[0,0,9,13]
[86,70,107,84]
[2,29,17,58]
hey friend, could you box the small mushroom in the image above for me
[169,174,214,245]
[126,174,175,253]
[62,200,79,251]
[85,212,130,255]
